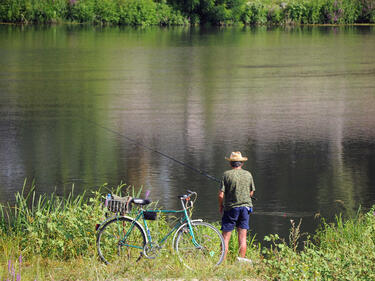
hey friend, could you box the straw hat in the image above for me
[225,151,248,162]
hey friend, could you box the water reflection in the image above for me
[0,25,374,240]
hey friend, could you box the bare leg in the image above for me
[222,230,232,260]
[237,228,247,258]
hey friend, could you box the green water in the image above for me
[0,25,374,239]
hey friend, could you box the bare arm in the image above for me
[250,176,255,198]
[218,190,224,214]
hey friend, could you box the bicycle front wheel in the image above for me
[97,216,146,264]
[174,221,225,269]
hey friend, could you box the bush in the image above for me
[156,2,188,25]
[284,1,308,24]
[0,0,67,23]
[210,4,232,25]
[94,0,119,23]
[304,0,326,24]
[340,0,361,23]
[30,0,68,23]
[68,0,96,23]
[357,0,375,23]
[241,0,267,25]
[0,0,23,22]
[320,0,362,24]
[226,0,247,23]
[118,0,158,26]
[267,4,283,24]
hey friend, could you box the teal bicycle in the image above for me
[96,190,225,269]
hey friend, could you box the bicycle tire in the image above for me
[97,216,146,264]
[174,221,225,269]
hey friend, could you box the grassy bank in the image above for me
[0,0,374,26]
[1,181,375,280]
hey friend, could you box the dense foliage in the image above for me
[0,0,374,25]
[0,0,188,25]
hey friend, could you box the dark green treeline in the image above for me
[0,0,374,26]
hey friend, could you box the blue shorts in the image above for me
[221,206,252,231]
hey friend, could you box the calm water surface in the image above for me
[0,25,374,240]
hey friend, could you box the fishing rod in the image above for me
[81,118,221,183]
[81,117,256,200]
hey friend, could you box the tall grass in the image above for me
[1,181,375,280]
[0,181,261,279]
[1,181,105,260]
[262,207,375,280]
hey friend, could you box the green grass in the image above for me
[1,181,375,280]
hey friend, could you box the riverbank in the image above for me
[0,0,374,26]
[1,183,374,280]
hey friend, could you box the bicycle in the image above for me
[96,190,225,269]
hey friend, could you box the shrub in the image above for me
[241,0,267,25]
[118,0,159,26]
[304,0,326,24]
[267,4,283,24]
[284,1,308,24]
[227,0,246,23]
[357,0,375,22]
[320,0,362,24]
[210,4,232,25]
[29,0,67,23]
[94,0,119,23]
[340,0,361,23]
[0,0,23,22]
[68,0,96,23]
[156,2,188,25]
[0,0,67,23]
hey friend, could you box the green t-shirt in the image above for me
[220,169,255,210]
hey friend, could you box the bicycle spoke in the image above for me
[175,222,225,269]
[97,217,146,264]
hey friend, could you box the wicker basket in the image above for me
[106,195,132,214]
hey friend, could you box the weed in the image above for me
[1,182,375,280]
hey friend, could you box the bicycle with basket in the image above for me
[96,190,225,269]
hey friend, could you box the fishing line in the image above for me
[81,117,221,184]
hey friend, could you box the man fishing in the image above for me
[218,151,255,262]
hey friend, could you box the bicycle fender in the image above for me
[172,219,203,248]
[96,215,118,232]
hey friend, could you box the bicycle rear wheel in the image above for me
[97,216,146,264]
[174,221,225,269]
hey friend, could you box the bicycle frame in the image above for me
[113,199,201,250]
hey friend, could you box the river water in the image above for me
[0,25,374,241]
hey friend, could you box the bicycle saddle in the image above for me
[131,198,151,205]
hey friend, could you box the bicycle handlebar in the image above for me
[178,190,197,200]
